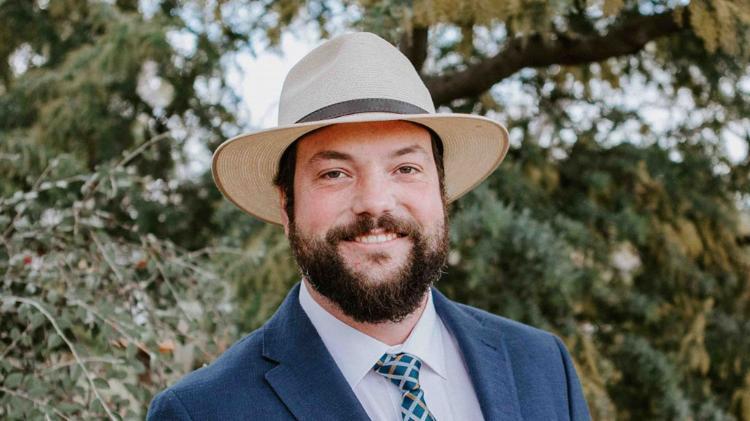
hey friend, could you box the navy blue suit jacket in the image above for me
[147,283,591,420]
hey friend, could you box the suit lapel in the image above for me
[262,283,370,421]
[433,288,522,421]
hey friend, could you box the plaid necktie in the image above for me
[373,352,437,421]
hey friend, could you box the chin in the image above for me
[346,256,408,279]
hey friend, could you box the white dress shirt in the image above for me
[299,281,485,421]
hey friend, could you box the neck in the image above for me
[303,279,429,346]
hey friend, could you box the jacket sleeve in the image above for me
[147,389,193,421]
[553,335,592,421]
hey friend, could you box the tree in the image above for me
[1,0,749,419]
[0,0,257,418]
[0,143,245,419]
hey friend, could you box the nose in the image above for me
[351,172,396,217]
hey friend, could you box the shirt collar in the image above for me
[386,289,447,381]
[298,281,447,389]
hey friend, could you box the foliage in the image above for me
[2,0,750,420]
[0,139,250,419]
[443,140,750,420]
[0,0,239,185]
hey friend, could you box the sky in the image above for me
[229,33,318,130]
[178,32,319,179]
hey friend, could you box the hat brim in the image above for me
[211,112,509,225]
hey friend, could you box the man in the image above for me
[148,32,590,420]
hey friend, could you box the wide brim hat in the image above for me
[212,32,510,225]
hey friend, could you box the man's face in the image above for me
[281,120,448,323]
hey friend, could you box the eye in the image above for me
[322,170,346,179]
[397,165,419,175]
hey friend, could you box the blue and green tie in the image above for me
[373,352,436,421]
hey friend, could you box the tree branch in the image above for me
[0,386,72,421]
[5,296,116,420]
[425,10,687,106]
[399,25,429,74]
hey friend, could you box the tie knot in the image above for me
[373,352,424,392]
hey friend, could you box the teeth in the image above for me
[354,232,397,244]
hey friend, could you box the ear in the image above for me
[277,187,290,236]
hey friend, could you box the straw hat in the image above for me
[211,32,509,224]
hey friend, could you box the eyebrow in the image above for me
[308,150,353,165]
[390,144,429,159]
[307,144,429,165]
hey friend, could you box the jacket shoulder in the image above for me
[451,302,568,372]
[451,302,591,420]
[453,301,559,346]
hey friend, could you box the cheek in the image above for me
[401,185,445,225]
[293,188,348,234]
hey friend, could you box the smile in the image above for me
[354,232,398,244]
[349,228,405,245]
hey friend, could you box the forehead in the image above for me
[295,120,433,163]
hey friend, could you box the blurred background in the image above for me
[1,0,749,419]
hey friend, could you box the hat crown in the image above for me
[278,32,436,125]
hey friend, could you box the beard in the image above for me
[288,212,449,324]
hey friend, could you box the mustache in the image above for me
[325,214,421,243]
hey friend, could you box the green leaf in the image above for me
[4,372,23,388]
[47,333,63,349]
[29,312,46,329]
[58,402,81,414]
[27,382,48,398]
[93,378,109,389]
